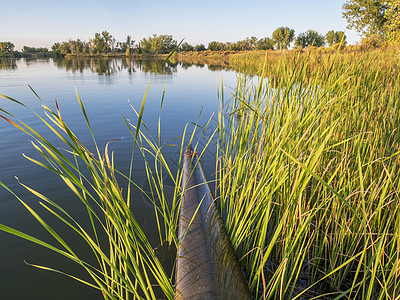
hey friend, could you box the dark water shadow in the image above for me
[0,58,18,70]
[52,56,234,76]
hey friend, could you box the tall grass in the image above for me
[0,81,215,299]
[216,50,400,298]
[0,85,177,299]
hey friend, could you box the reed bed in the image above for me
[0,80,214,299]
[0,85,177,299]
[216,50,400,298]
[229,47,400,81]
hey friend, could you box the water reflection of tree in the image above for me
[53,57,181,75]
[135,59,178,74]
[180,62,205,69]
[121,58,135,75]
[174,56,233,72]
[24,57,50,66]
[52,56,232,75]
[53,57,123,75]
[208,65,231,72]
[0,58,17,70]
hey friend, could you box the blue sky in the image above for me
[1,0,359,50]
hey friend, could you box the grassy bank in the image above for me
[216,49,400,298]
[175,50,235,64]
[228,47,400,77]
[1,48,400,299]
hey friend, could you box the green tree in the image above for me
[159,34,177,53]
[294,33,308,48]
[307,30,325,47]
[272,27,295,49]
[92,33,105,54]
[81,40,91,54]
[76,39,84,54]
[256,37,274,50]
[325,30,347,47]
[295,29,325,48]
[180,42,193,52]
[140,35,158,54]
[51,42,71,56]
[101,31,113,53]
[384,0,400,43]
[22,46,49,53]
[342,0,388,37]
[69,40,77,55]
[207,41,226,51]
[145,35,157,54]
[52,40,90,56]
[59,42,71,55]
[246,36,258,50]
[119,35,135,55]
[110,37,117,53]
[225,42,238,51]
[126,35,134,55]
[141,34,177,54]
[91,31,114,54]
[51,42,61,54]
[193,44,206,51]
[0,42,15,52]
[234,38,256,51]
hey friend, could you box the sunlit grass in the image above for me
[216,49,400,299]
[0,81,215,300]
[0,84,177,299]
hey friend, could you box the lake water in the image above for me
[0,57,238,299]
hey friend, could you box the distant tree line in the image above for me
[0,42,53,57]
[206,37,274,51]
[0,27,358,59]
[51,32,179,56]
[47,28,350,57]
[0,27,346,59]
[201,27,346,51]
[180,27,346,52]
[22,46,49,54]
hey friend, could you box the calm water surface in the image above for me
[0,57,237,299]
